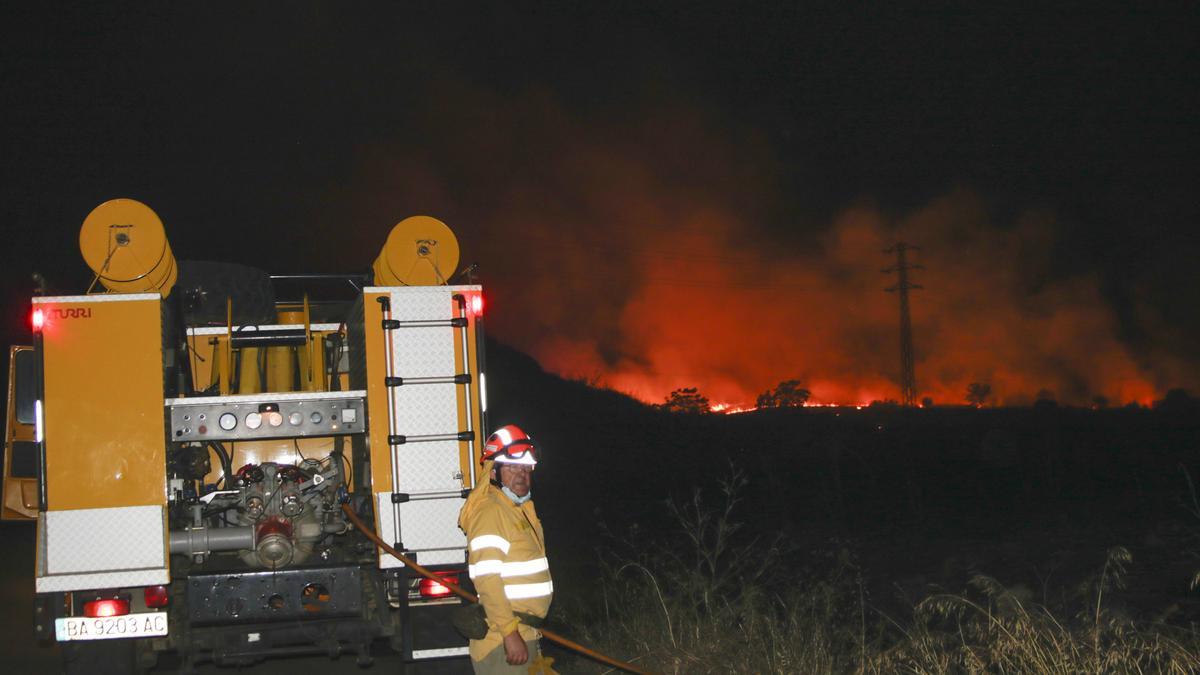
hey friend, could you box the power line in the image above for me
[884,243,922,407]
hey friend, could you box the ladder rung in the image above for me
[382,318,468,330]
[388,431,475,445]
[385,374,471,387]
[391,490,468,503]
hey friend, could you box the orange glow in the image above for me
[709,403,757,414]
[492,192,1181,409]
[707,400,889,414]
[347,103,1188,408]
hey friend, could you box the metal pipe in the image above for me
[170,526,254,555]
[269,273,371,283]
[453,294,477,489]
[376,296,404,551]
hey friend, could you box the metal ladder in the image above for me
[376,291,479,559]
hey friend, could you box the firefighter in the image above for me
[458,424,553,673]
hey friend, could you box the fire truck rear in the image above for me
[2,199,487,673]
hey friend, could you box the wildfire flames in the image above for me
[477,190,1176,409]
[332,89,1191,409]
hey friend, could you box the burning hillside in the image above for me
[329,87,1189,409]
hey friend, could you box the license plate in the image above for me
[55,612,169,642]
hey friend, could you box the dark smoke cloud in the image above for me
[335,82,1190,408]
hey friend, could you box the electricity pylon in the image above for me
[884,243,922,407]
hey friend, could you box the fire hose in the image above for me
[340,504,656,675]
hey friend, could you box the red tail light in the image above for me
[419,572,458,598]
[144,585,170,608]
[31,308,44,331]
[471,295,483,315]
[84,598,130,618]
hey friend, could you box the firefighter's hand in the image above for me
[503,629,529,665]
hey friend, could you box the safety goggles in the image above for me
[494,439,536,460]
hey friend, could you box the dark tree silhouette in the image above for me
[756,379,811,409]
[659,387,711,414]
[1155,388,1197,414]
[966,382,991,407]
[1034,388,1058,410]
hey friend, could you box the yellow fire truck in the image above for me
[3,198,487,672]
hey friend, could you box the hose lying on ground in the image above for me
[340,503,656,675]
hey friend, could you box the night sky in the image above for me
[1,4,1196,406]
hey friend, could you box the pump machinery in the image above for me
[2,199,488,673]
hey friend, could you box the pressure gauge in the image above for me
[218,413,237,431]
[245,412,262,430]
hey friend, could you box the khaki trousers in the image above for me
[471,639,541,674]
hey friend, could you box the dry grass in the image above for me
[555,474,1200,674]
[881,548,1198,674]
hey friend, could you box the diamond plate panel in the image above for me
[393,382,458,437]
[373,287,470,570]
[389,288,455,379]
[375,493,467,569]
[32,293,161,305]
[409,548,466,566]
[44,505,165,575]
[395,439,462,493]
[386,289,465,492]
[36,568,170,593]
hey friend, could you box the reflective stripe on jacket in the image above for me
[458,475,553,662]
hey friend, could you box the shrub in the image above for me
[555,478,1200,673]
[756,380,811,409]
[658,387,711,414]
[555,468,863,673]
[884,548,1199,673]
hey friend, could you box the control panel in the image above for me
[166,391,366,442]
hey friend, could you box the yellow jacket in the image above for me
[458,462,553,662]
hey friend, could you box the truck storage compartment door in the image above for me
[33,294,169,592]
[362,286,483,569]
